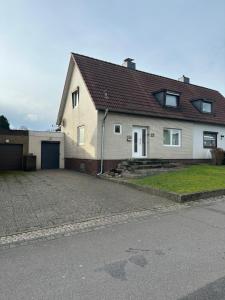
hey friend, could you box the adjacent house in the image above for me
[57,53,225,175]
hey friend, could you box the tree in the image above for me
[0,115,10,130]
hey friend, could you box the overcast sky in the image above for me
[0,0,225,130]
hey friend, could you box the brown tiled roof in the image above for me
[72,53,225,126]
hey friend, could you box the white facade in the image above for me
[60,62,98,160]
[58,55,225,164]
[28,131,64,169]
[193,124,225,159]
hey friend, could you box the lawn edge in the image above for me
[99,175,225,203]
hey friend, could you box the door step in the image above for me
[105,159,181,178]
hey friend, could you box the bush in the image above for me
[210,148,225,165]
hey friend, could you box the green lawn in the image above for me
[131,164,225,194]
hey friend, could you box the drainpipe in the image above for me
[97,108,109,175]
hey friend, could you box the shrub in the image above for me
[210,148,225,165]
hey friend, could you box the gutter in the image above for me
[97,108,109,175]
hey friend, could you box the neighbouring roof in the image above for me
[57,53,225,126]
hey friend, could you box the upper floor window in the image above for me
[192,99,212,114]
[165,93,179,107]
[153,90,180,108]
[72,87,79,109]
[202,101,212,113]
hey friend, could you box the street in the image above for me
[1,197,225,299]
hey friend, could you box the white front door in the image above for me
[132,127,147,158]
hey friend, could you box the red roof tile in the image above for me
[72,53,225,126]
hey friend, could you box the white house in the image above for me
[57,53,225,174]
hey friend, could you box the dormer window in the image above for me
[165,93,179,107]
[153,90,180,108]
[192,99,212,114]
[202,101,212,113]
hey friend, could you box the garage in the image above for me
[29,131,64,170]
[0,144,23,170]
[41,141,60,169]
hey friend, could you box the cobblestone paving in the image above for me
[0,170,175,238]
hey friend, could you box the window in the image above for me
[192,99,213,114]
[77,126,85,145]
[153,90,180,108]
[163,128,181,147]
[114,124,122,135]
[202,101,212,113]
[203,131,217,148]
[72,88,79,108]
[165,93,179,107]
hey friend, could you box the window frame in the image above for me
[191,99,213,114]
[201,101,212,114]
[72,87,79,109]
[165,92,180,108]
[77,125,85,146]
[113,124,122,135]
[203,131,217,149]
[163,128,181,147]
[153,89,180,108]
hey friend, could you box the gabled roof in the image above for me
[57,53,225,126]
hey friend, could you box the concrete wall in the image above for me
[60,62,98,159]
[97,112,193,160]
[0,129,29,155]
[29,131,64,169]
[193,124,225,159]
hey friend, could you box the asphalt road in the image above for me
[1,197,225,299]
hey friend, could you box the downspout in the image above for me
[97,108,109,175]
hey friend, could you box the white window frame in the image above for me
[165,93,178,107]
[163,128,181,147]
[202,101,212,113]
[77,126,85,145]
[72,88,79,109]
[113,124,122,135]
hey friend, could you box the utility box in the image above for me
[23,155,36,171]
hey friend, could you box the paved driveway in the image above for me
[0,170,173,237]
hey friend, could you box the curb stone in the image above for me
[0,205,182,250]
[99,175,225,202]
[1,193,225,250]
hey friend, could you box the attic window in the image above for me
[165,93,179,107]
[72,87,79,109]
[153,90,180,108]
[202,101,212,113]
[192,99,212,114]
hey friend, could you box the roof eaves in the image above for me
[96,106,225,127]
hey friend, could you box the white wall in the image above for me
[97,112,193,160]
[193,124,225,159]
[60,62,98,159]
[28,131,64,169]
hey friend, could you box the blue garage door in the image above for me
[41,141,60,169]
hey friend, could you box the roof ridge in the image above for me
[71,52,219,93]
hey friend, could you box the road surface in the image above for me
[1,197,225,299]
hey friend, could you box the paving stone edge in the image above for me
[0,205,184,250]
[99,175,225,202]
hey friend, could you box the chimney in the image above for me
[178,75,190,84]
[123,58,136,70]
